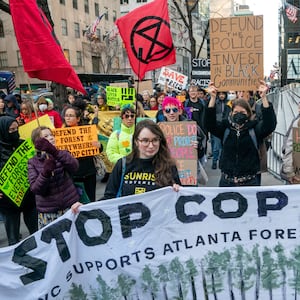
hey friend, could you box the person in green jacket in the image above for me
[106,104,135,164]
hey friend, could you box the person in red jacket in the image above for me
[36,96,63,128]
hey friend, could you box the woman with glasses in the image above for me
[106,104,136,165]
[96,93,109,111]
[62,104,102,202]
[102,119,180,199]
[161,96,206,167]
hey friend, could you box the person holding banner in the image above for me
[0,116,38,245]
[207,81,277,187]
[28,126,81,229]
[102,119,180,199]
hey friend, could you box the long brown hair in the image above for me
[128,119,177,186]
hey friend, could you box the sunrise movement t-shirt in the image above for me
[103,157,180,199]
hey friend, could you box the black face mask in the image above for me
[9,131,20,143]
[232,112,248,125]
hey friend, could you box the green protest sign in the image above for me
[0,139,35,207]
[106,86,136,107]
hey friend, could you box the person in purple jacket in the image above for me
[28,126,81,229]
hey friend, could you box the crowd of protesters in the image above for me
[0,79,281,246]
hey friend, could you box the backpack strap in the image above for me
[116,156,126,198]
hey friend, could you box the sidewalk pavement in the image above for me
[0,165,283,248]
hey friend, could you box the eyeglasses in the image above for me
[65,114,76,118]
[124,114,135,119]
[138,137,161,146]
[164,107,179,114]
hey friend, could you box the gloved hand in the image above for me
[35,138,59,157]
[42,158,56,177]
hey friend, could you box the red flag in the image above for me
[9,0,86,94]
[116,0,176,80]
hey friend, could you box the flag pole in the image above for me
[135,47,143,125]
[26,79,41,128]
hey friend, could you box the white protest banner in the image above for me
[158,67,188,92]
[0,185,299,299]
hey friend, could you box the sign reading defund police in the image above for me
[210,15,263,91]
[1,185,300,299]
[0,139,35,207]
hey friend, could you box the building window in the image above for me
[74,22,80,38]
[60,0,65,5]
[0,52,8,68]
[17,51,23,66]
[84,0,89,13]
[120,0,129,4]
[96,28,101,41]
[95,3,99,17]
[0,20,4,38]
[77,51,83,66]
[61,19,68,36]
[73,0,78,9]
[63,49,70,62]
[137,0,147,3]
[113,10,117,22]
[104,7,108,20]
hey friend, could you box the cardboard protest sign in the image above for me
[158,67,188,92]
[159,121,198,185]
[53,125,99,158]
[210,15,263,91]
[18,114,54,140]
[106,86,136,107]
[134,79,153,94]
[2,185,300,299]
[0,139,35,207]
[109,81,128,88]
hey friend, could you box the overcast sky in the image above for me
[247,0,281,75]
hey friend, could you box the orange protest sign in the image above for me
[53,125,100,158]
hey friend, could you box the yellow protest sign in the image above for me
[0,139,36,207]
[53,125,100,158]
[18,115,54,140]
[106,86,136,107]
[210,15,264,91]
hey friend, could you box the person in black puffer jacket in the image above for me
[206,80,277,187]
[0,116,38,245]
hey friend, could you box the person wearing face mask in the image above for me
[36,96,63,128]
[0,116,38,245]
[206,81,277,187]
